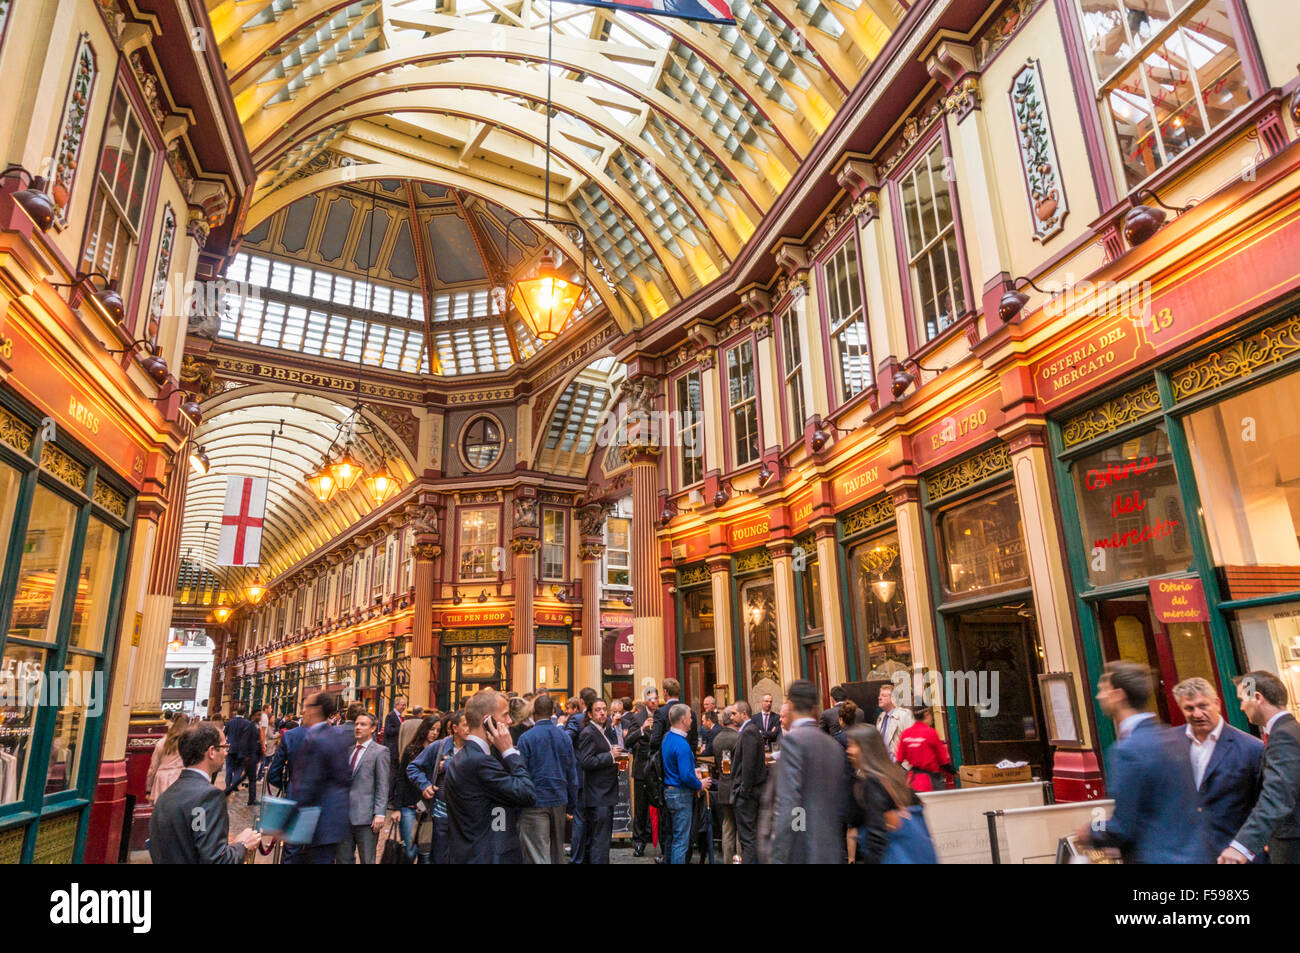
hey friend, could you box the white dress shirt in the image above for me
[1186,717,1224,789]
[468,733,518,760]
[349,737,373,774]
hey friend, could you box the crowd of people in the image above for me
[146,662,1300,865]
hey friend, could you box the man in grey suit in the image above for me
[149,723,261,864]
[1220,670,1300,864]
[711,706,740,862]
[337,712,390,864]
[760,679,850,864]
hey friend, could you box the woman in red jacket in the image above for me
[895,708,955,792]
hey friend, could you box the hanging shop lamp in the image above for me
[213,604,232,624]
[245,575,268,605]
[510,245,583,342]
[329,446,364,492]
[364,462,396,505]
[305,464,338,503]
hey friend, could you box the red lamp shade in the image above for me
[510,246,582,342]
[213,605,232,624]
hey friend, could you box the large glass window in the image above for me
[1185,373,1300,576]
[68,517,120,652]
[44,654,96,795]
[740,577,781,698]
[797,545,823,634]
[823,239,872,402]
[535,643,570,699]
[680,585,714,652]
[459,509,500,580]
[542,509,565,581]
[1076,0,1250,189]
[1069,428,1192,587]
[676,370,704,487]
[847,533,911,678]
[900,141,967,341]
[726,340,760,468]
[81,88,155,288]
[0,644,44,805]
[1231,603,1300,720]
[604,516,631,588]
[462,416,503,471]
[9,486,78,644]
[937,486,1030,597]
[779,306,807,440]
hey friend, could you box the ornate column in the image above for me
[624,373,665,695]
[890,482,942,676]
[707,555,736,700]
[577,502,609,695]
[813,522,850,686]
[769,540,801,699]
[511,491,541,694]
[409,500,440,709]
[1005,423,1102,800]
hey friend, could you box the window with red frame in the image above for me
[725,339,760,468]
[779,305,808,440]
[675,370,704,487]
[81,86,155,290]
[900,141,967,342]
[1075,0,1251,190]
[822,239,873,403]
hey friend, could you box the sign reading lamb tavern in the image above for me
[440,607,513,627]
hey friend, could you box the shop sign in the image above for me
[5,322,148,484]
[832,448,889,509]
[534,607,572,626]
[728,512,770,548]
[911,389,1003,470]
[602,627,634,673]
[599,610,634,629]
[1149,578,1210,624]
[789,488,814,529]
[441,606,512,628]
[1033,209,1300,408]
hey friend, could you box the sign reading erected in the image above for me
[1148,578,1210,624]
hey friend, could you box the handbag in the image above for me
[881,804,938,864]
[380,820,411,865]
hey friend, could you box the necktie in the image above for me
[350,744,363,772]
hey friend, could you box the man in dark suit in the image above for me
[699,709,721,757]
[623,689,658,855]
[576,698,623,863]
[286,691,354,864]
[819,685,867,736]
[712,707,740,862]
[149,723,261,864]
[1221,670,1300,864]
[442,689,537,863]
[383,695,406,767]
[760,680,849,864]
[730,700,768,864]
[1077,661,1205,863]
[337,712,391,863]
[754,693,781,749]
[222,702,260,804]
[1174,677,1263,861]
[565,686,598,863]
[650,678,698,863]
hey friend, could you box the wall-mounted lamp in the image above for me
[53,271,126,326]
[889,357,948,400]
[809,416,854,453]
[659,499,679,526]
[713,480,733,508]
[997,276,1056,324]
[756,461,775,488]
[452,588,463,605]
[622,593,633,607]
[1123,187,1193,247]
[189,444,210,476]
[2,166,56,231]
[477,589,489,603]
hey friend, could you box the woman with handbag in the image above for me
[392,716,440,863]
[845,725,938,864]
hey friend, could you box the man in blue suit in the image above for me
[222,702,260,805]
[1077,661,1206,863]
[1174,677,1263,861]
[285,691,353,864]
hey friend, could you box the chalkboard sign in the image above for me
[613,759,632,838]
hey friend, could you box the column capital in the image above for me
[578,543,606,561]
[622,441,662,465]
[510,536,541,556]
[413,542,441,561]
[1000,417,1051,453]
[706,555,731,573]
[767,539,796,559]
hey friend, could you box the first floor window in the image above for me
[901,141,967,341]
[459,509,500,580]
[605,515,631,587]
[726,339,760,467]
[81,86,155,290]
[542,509,565,581]
[779,306,808,438]
[676,370,704,487]
[823,239,872,401]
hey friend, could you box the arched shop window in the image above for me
[846,533,911,680]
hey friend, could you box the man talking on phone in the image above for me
[443,689,538,863]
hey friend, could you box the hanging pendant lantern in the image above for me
[245,575,268,605]
[305,465,338,503]
[510,245,582,342]
[364,463,397,505]
[329,446,364,491]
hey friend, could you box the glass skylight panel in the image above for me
[261,301,286,348]
[371,284,391,314]
[226,253,248,282]
[283,307,307,350]
[247,256,271,288]
[393,288,411,318]
[322,318,346,359]
[312,271,332,300]
[333,275,353,306]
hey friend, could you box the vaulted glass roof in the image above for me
[211,0,902,330]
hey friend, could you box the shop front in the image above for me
[534,610,574,705]
[674,564,715,710]
[840,500,912,685]
[599,608,634,701]
[0,397,134,862]
[733,548,779,708]
[923,444,1051,775]
[437,605,513,710]
[1050,304,1300,738]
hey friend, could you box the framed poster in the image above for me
[1038,672,1085,748]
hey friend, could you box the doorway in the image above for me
[1096,595,1223,725]
[945,603,1049,773]
[445,643,509,709]
[682,652,716,712]
[805,641,829,711]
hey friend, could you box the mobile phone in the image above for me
[483,714,499,735]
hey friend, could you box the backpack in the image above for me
[644,748,667,809]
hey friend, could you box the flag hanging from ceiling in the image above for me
[217,476,268,567]
[554,0,733,25]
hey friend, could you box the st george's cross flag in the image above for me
[554,0,732,25]
[217,476,268,567]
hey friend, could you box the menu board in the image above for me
[613,758,632,838]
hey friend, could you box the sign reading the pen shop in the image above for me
[440,607,513,628]
[728,512,770,548]
[1149,578,1210,624]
